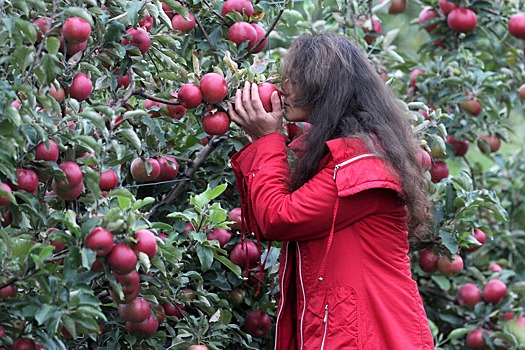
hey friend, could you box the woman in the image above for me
[228,31,434,350]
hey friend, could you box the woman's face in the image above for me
[280,79,309,122]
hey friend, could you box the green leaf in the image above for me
[132,197,155,211]
[209,183,227,200]
[118,128,142,151]
[214,253,242,277]
[45,36,61,55]
[118,195,133,209]
[35,305,58,325]
[104,20,126,44]
[196,244,214,271]
[447,327,470,340]
[76,135,102,154]
[439,231,458,255]
[431,274,451,291]
[125,0,147,24]
[15,18,37,43]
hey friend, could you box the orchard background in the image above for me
[1,0,525,348]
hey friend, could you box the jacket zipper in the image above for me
[333,153,377,180]
[298,244,307,350]
[320,304,329,350]
[274,243,289,350]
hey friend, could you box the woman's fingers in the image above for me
[270,91,282,114]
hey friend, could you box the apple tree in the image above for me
[1,0,525,349]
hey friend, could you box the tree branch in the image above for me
[132,88,181,105]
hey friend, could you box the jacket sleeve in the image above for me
[230,133,379,242]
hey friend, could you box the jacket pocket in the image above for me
[303,285,359,350]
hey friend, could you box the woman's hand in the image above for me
[228,81,283,142]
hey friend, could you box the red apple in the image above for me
[458,283,481,308]
[171,13,196,33]
[410,69,425,89]
[467,228,487,252]
[166,102,186,120]
[357,18,382,45]
[110,283,140,304]
[257,82,280,112]
[56,161,83,188]
[107,243,138,275]
[13,169,39,194]
[242,309,271,338]
[383,0,407,14]
[459,98,481,116]
[448,8,477,33]
[251,23,268,53]
[84,226,114,256]
[99,169,118,191]
[509,14,525,40]
[11,338,37,350]
[230,240,260,269]
[466,328,488,349]
[418,248,440,273]
[134,229,158,258]
[34,17,52,42]
[0,284,17,299]
[430,160,449,183]
[1,210,13,227]
[130,157,161,182]
[438,254,463,276]
[162,303,184,318]
[126,313,159,338]
[49,84,65,103]
[188,345,209,350]
[34,140,59,162]
[221,0,254,17]
[519,84,525,99]
[122,27,151,54]
[415,149,432,172]
[62,17,91,43]
[446,136,469,157]
[116,73,131,89]
[228,21,257,48]
[52,180,84,200]
[488,263,503,272]
[66,73,92,101]
[118,297,151,322]
[114,270,140,296]
[156,156,179,181]
[483,279,507,305]
[439,0,458,15]
[207,228,232,248]
[418,7,441,33]
[144,99,163,118]
[162,2,175,18]
[139,11,154,31]
[178,83,202,109]
[228,207,243,231]
[91,258,104,272]
[200,73,228,104]
[65,40,87,56]
[477,134,501,154]
[202,111,230,135]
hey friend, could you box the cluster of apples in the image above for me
[129,156,179,183]
[223,0,268,53]
[32,16,94,103]
[84,226,163,337]
[0,139,121,227]
[418,228,488,276]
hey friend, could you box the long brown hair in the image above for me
[281,31,432,240]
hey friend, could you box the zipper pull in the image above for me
[323,304,329,323]
[333,165,341,181]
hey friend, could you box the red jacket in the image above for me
[231,133,434,350]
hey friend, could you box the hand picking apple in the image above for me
[228,81,282,142]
